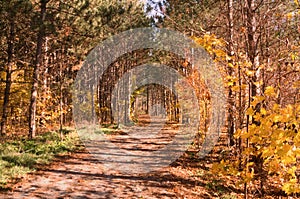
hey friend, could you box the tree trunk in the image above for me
[245,0,263,196]
[227,0,235,146]
[246,0,260,98]
[0,18,15,136]
[59,49,64,136]
[29,0,48,138]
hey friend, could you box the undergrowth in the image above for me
[0,130,80,189]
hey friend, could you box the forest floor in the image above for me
[0,116,287,199]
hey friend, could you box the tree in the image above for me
[0,2,15,136]
[29,0,48,138]
[209,0,300,196]
[226,0,235,146]
[26,0,149,136]
[0,0,33,136]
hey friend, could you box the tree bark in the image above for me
[227,0,235,146]
[0,18,15,136]
[246,0,260,98]
[29,0,48,138]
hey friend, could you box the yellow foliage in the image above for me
[192,34,227,60]
[286,12,293,20]
[213,101,300,194]
[264,86,276,97]
[245,70,255,77]
[251,96,265,107]
[196,19,300,195]
[282,180,300,194]
[260,108,267,115]
[246,107,254,116]
[243,168,255,183]
[228,63,234,68]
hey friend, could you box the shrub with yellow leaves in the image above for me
[212,86,300,194]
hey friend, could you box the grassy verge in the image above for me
[0,130,80,190]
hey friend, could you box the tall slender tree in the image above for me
[29,0,48,138]
[0,11,15,136]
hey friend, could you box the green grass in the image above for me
[98,127,119,135]
[0,130,80,189]
[93,124,123,135]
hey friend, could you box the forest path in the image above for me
[1,116,232,199]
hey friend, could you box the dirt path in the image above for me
[0,116,233,199]
[1,151,205,199]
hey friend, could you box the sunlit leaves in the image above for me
[213,100,300,194]
[264,86,276,97]
[192,34,227,62]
